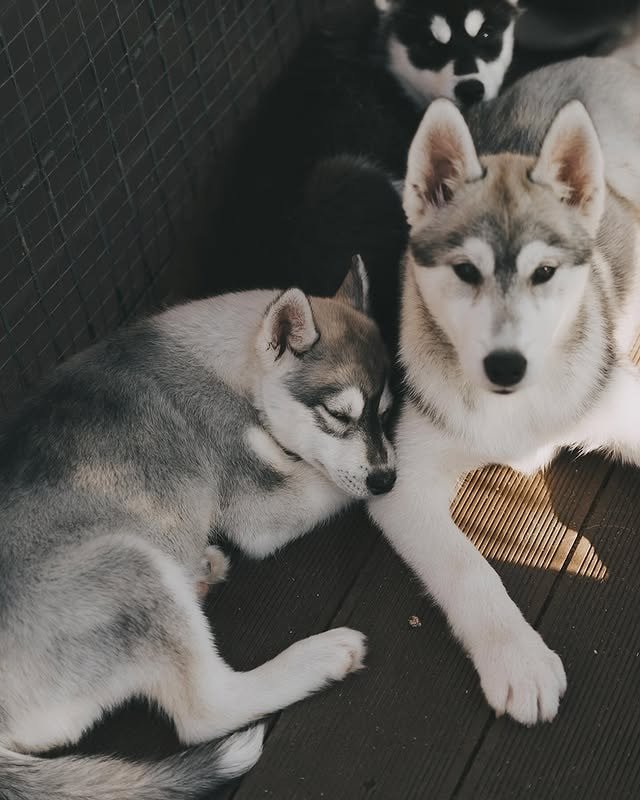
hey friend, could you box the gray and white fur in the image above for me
[369,56,640,726]
[0,259,395,799]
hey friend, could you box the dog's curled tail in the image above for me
[0,724,264,800]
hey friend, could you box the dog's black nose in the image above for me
[483,350,527,388]
[454,79,485,106]
[366,469,397,495]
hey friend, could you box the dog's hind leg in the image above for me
[118,542,367,743]
[3,533,366,754]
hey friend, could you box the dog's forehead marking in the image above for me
[430,15,452,44]
[461,237,495,277]
[516,240,566,274]
[464,10,485,38]
[325,387,365,418]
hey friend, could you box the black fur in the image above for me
[207,0,416,346]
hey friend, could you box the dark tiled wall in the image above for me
[0,0,324,411]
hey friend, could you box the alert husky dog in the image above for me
[0,260,395,799]
[369,56,640,725]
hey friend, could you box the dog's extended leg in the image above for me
[570,362,640,465]
[147,541,367,742]
[367,405,566,726]
[3,534,365,754]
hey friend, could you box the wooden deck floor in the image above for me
[66,443,640,799]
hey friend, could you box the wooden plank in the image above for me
[455,463,640,800]
[233,451,609,798]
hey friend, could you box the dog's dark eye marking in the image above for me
[452,261,483,286]
[531,265,557,285]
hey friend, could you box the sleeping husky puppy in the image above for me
[369,56,640,726]
[0,260,395,799]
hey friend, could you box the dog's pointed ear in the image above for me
[262,289,319,360]
[530,101,605,236]
[403,99,483,227]
[334,255,370,314]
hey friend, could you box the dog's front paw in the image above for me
[294,627,367,683]
[473,624,566,725]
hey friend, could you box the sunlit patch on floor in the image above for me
[451,459,610,581]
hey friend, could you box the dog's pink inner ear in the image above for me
[532,102,604,233]
[267,290,319,359]
[405,100,482,226]
[271,308,293,358]
[419,116,480,210]
[554,132,595,210]
[424,127,466,207]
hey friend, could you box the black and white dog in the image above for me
[376,0,519,106]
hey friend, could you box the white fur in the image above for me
[459,237,495,278]
[214,726,265,779]
[431,15,452,45]
[464,10,485,38]
[414,245,592,394]
[324,387,365,419]
[369,403,567,725]
[475,23,515,102]
[159,290,276,395]
[516,240,564,278]
[368,95,640,726]
[245,425,297,475]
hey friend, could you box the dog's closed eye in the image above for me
[322,405,352,424]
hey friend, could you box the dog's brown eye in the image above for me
[531,265,557,285]
[453,262,483,286]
